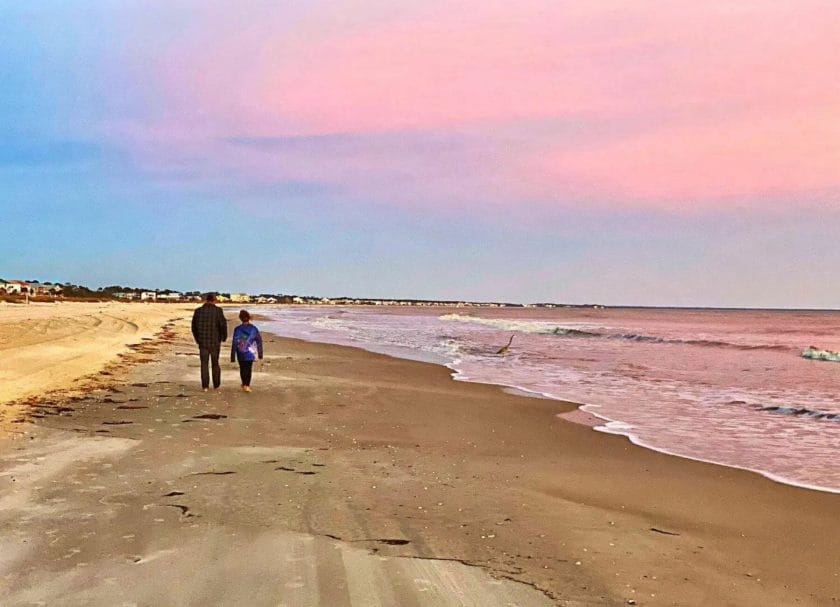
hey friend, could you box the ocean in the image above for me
[260,306,840,494]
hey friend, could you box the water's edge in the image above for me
[263,327,839,496]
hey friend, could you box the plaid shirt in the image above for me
[191,304,228,348]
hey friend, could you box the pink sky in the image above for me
[5,1,840,305]
[105,0,840,211]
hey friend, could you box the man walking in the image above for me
[191,292,228,392]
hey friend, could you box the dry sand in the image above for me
[0,318,838,606]
[0,302,192,426]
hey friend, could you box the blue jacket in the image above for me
[231,323,263,362]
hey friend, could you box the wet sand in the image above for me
[1,324,838,605]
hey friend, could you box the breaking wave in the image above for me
[760,405,840,421]
[802,347,840,362]
[440,314,793,352]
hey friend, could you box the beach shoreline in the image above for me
[260,304,840,496]
[1,315,838,605]
[252,333,840,606]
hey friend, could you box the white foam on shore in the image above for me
[587,408,840,495]
[257,307,840,496]
[450,365,840,495]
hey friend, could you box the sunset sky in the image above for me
[2,2,839,307]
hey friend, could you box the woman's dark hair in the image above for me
[239,309,251,322]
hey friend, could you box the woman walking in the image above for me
[231,309,263,392]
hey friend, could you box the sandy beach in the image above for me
[0,314,838,605]
[0,302,192,428]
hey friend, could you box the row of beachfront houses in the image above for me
[112,291,186,301]
[113,292,280,304]
[0,280,63,296]
[0,280,281,303]
[1,281,540,308]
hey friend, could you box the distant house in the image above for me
[113,292,139,300]
[0,280,60,296]
[158,292,182,301]
[27,282,63,296]
[1,281,25,294]
[140,291,157,301]
[230,293,252,303]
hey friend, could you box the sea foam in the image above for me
[260,305,840,494]
[801,346,840,362]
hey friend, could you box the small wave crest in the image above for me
[617,333,791,351]
[439,314,601,336]
[760,405,840,421]
[802,347,840,362]
[440,314,793,352]
[311,316,352,331]
[438,314,674,343]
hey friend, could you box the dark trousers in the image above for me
[239,361,253,386]
[199,345,221,389]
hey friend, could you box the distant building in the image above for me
[2,281,25,294]
[158,292,182,301]
[140,291,157,301]
[27,282,62,296]
[230,293,252,303]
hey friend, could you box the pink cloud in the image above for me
[538,105,840,205]
[109,1,840,208]
[236,2,840,133]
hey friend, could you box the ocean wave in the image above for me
[440,314,793,352]
[262,307,840,493]
[801,347,840,362]
[760,405,840,421]
[439,314,602,336]
[311,316,353,331]
[616,333,791,351]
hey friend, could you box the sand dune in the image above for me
[0,302,192,410]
